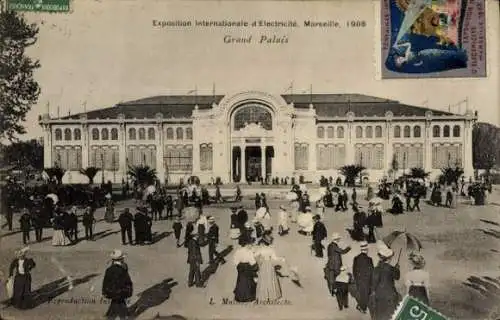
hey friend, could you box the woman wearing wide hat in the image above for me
[405,253,430,305]
[254,234,286,301]
[8,247,36,309]
[369,246,401,320]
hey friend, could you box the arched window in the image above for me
[92,128,99,140]
[166,128,174,139]
[176,127,183,140]
[394,125,401,138]
[337,126,345,138]
[327,126,334,138]
[443,125,450,137]
[375,126,382,138]
[74,128,81,140]
[55,129,62,141]
[366,126,373,138]
[234,104,272,130]
[317,126,325,138]
[404,125,411,138]
[356,126,363,138]
[138,128,146,140]
[111,128,118,140]
[453,125,460,137]
[64,128,72,141]
[129,128,136,140]
[186,128,193,140]
[148,128,155,140]
[101,128,109,140]
[413,126,421,138]
[433,125,440,137]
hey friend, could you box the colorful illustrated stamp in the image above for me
[7,0,70,12]
[392,295,448,320]
[381,0,486,78]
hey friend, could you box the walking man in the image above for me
[82,206,95,241]
[207,216,225,264]
[353,241,373,313]
[102,249,133,320]
[187,233,204,287]
[19,209,31,245]
[325,233,351,296]
[32,210,44,242]
[118,208,134,245]
[311,215,327,258]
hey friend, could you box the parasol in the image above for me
[369,197,383,205]
[297,213,314,231]
[184,207,199,222]
[286,192,298,201]
[46,193,59,204]
[382,230,423,252]
[145,185,156,196]
[255,207,267,219]
[299,184,307,192]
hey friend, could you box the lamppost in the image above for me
[101,153,104,185]
[112,153,116,184]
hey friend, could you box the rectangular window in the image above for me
[165,145,193,172]
[294,143,309,170]
[200,144,213,171]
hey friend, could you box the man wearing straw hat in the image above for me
[325,233,351,296]
[8,247,36,309]
[102,249,133,319]
[369,245,401,320]
[353,241,373,314]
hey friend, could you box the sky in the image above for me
[17,0,500,140]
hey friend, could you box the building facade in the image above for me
[38,91,476,184]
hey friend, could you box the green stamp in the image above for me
[392,295,448,320]
[7,0,70,12]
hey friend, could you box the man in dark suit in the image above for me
[82,206,95,241]
[207,216,225,264]
[133,208,146,245]
[118,209,134,245]
[68,207,79,242]
[236,205,248,232]
[325,233,351,296]
[31,209,44,242]
[19,210,31,245]
[311,215,327,258]
[187,233,203,287]
[353,241,374,313]
[102,250,133,320]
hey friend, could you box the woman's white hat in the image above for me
[110,249,126,260]
[331,233,341,241]
[378,247,394,259]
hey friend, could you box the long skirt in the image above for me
[12,274,33,309]
[52,229,71,246]
[234,263,258,302]
[409,285,430,306]
[256,260,282,301]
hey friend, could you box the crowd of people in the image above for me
[1,172,494,319]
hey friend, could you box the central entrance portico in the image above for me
[232,144,275,182]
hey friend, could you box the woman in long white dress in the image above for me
[316,199,325,220]
[254,234,285,302]
[290,200,299,223]
[52,212,71,246]
[277,205,289,236]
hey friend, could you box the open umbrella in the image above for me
[46,193,59,204]
[382,230,423,252]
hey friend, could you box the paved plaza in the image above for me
[1,189,499,320]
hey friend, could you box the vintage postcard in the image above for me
[381,0,487,78]
[0,0,499,320]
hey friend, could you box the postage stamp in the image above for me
[392,295,448,320]
[6,0,70,12]
[381,0,486,78]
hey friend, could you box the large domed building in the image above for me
[38,90,476,184]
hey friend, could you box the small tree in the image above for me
[127,165,157,187]
[408,167,430,179]
[44,167,66,184]
[80,167,100,185]
[440,166,464,186]
[339,164,366,187]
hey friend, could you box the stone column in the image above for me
[241,145,246,181]
[261,145,266,180]
[156,123,165,183]
[385,122,393,172]
[463,120,474,179]
[43,124,52,168]
[118,116,127,183]
[424,121,432,172]
[309,142,317,172]
[81,124,89,169]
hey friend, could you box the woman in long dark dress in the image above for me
[369,246,401,320]
[405,254,430,305]
[233,238,258,302]
[9,247,36,309]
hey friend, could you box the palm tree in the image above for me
[339,164,366,187]
[408,167,430,179]
[127,165,157,187]
[44,167,66,185]
[440,166,464,185]
[80,167,100,185]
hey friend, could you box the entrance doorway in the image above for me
[246,147,261,182]
[232,145,274,183]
